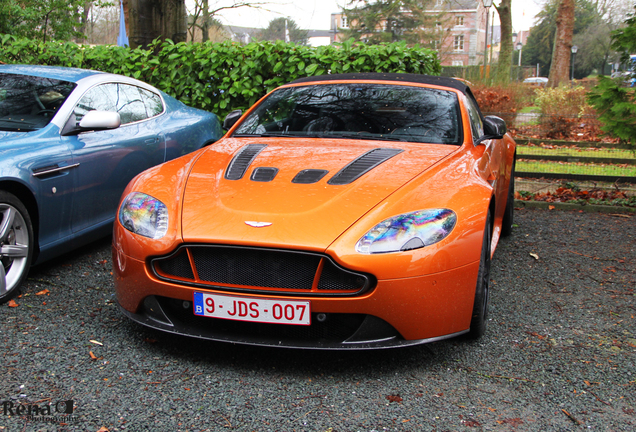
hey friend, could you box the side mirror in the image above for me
[223,109,242,130]
[79,110,121,130]
[482,115,506,139]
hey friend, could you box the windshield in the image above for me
[0,73,76,132]
[233,83,462,145]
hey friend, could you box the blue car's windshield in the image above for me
[232,83,462,145]
[0,73,76,132]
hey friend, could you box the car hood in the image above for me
[181,137,457,250]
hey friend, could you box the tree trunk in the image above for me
[202,0,209,42]
[548,0,575,87]
[495,0,513,83]
[126,0,187,49]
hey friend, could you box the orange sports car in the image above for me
[112,73,516,349]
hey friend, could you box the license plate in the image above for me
[193,292,311,326]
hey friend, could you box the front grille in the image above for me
[152,245,373,296]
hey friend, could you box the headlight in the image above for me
[356,209,456,254]
[118,192,168,239]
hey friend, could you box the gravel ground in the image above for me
[1,208,635,432]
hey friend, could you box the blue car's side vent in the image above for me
[292,169,329,184]
[225,144,267,180]
[328,148,403,185]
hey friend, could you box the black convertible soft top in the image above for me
[290,73,470,96]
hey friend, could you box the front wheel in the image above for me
[501,157,516,237]
[0,192,34,304]
[467,211,492,339]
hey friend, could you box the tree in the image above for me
[523,0,605,78]
[587,5,636,148]
[0,0,94,42]
[125,0,187,48]
[340,0,438,46]
[548,0,575,87]
[494,0,513,83]
[258,17,309,45]
[187,0,268,43]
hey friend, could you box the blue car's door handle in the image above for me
[32,163,80,177]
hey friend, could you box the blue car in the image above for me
[0,65,223,302]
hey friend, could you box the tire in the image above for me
[0,192,34,304]
[501,156,516,237]
[467,211,492,339]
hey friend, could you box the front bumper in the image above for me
[114,250,480,349]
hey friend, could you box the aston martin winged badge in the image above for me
[245,221,272,228]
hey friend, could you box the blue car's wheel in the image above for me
[0,192,33,304]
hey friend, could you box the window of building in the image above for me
[341,16,348,28]
[455,16,464,26]
[453,35,464,52]
[452,60,464,66]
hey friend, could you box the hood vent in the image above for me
[225,144,267,180]
[250,167,279,182]
[292,169,329,184]
[328,148,403,185]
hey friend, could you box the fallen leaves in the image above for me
[386,394,402,403]
[8,299,18,307]
[516,186,635,207]
[35,289,50,296]
[562,409,582,425]
[497,418,524,426]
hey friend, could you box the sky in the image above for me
[212,0,546,32]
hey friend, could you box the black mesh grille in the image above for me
[155,250,194,280]
[159,296,367,342]
[191,247,319,289]
[318,259,366,291]
[225,144,267,180]
[292,169,329,184]
[250,167,278,182]
[328,148,403,185]
[151,246,373,296]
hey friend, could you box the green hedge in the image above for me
[0,34,440,117]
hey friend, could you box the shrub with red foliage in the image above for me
[471,83,534,114]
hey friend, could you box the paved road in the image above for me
[1,208,635,431]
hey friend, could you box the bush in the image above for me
[587,76,636,149]
[471,82,534,113]
[0,34,440,118]
[533,85,597,139]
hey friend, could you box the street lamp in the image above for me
[516,42,523,67]
[571,45,578,80]
[483,0,493,66]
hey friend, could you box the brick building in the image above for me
[331,0,492,67]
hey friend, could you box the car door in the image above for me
[466,95,506,216]
[27,138,76,250]
[67,82,166,233]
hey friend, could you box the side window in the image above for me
[74,83,118,122]
[74,83,163,126]
[465,97,484,143]
[117,84,148,124]
[139,87,164,117]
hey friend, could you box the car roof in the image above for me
[290,73,471,96]
[0,64,103,83]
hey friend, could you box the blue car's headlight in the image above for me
[118,192,168,239]
[356,209,457,254]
